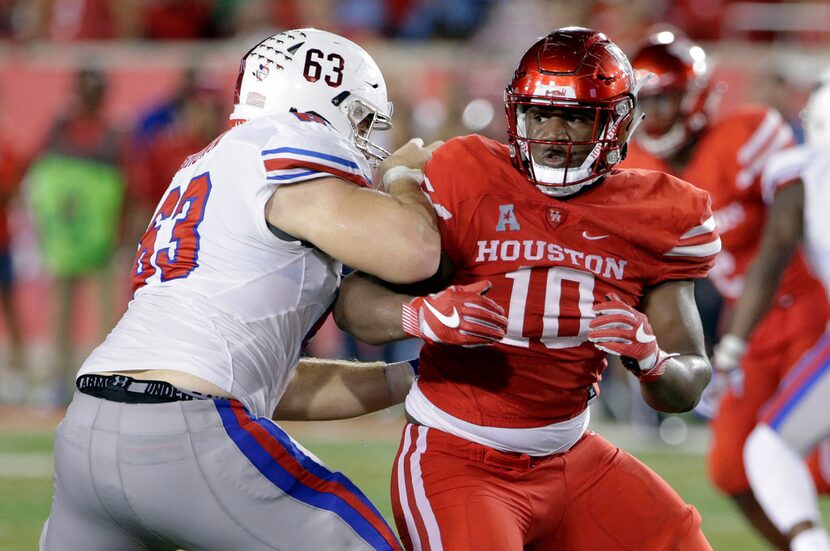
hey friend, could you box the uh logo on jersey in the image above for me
[495,203,568,232]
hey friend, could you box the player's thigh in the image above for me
[708,338,784,492]
[761,334,830,456]
[544,433,708,551]
[392,424,528,551]
[170,400,401,551]
[41,396,155,551]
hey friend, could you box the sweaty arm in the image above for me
[639,280,712,412]
[589,280,711,412]
[334,271,415,344]
[266,139,442,284]
[273,357,417,421]
[727,182,804,341]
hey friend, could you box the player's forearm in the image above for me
[273,357,411,420]
[730,181,802,340]
[267,178,440,284]
[334,272,412,344]
[639,354,711,413]
[728,253,789,341]
[380,178,441,281]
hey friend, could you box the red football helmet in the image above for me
[631,31,717,157]
[505,27,638,197]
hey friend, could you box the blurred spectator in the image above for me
[128,70,224,236]
[0,94,26,381]
[471,0,592,60]
[132,66,200,147]
[227,0,280,42]
[0,0,14,38]
[333,0,391,39]
[141,0,215,40]
[25,66,125,405]
[398,0,493,39]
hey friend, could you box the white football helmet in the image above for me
[804,67,830,149]
[231,28,393,163]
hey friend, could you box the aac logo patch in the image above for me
[496,204,521,232]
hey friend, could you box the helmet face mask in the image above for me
[504,27,637,197]
[231,28,393,164]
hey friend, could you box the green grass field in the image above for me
[2,425,829,550]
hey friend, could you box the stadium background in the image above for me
[1,0,829,548]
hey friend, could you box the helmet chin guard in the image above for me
[231,28,393,164]
[504,27,638,197]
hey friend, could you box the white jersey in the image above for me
[79,113,373,417]
[762,144,830,294]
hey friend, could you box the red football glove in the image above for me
[588,293,674,382]
[402,281,508,346]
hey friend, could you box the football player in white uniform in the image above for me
[40,29,507,551]
[720,70,830,551]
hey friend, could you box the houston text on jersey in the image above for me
[474,239,627,280]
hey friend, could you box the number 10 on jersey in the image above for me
[132,173,212,292]
[503,266,595,349]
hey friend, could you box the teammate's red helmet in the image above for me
[631,31,715,157]
[505,27,638,197]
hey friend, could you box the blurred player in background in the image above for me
[26,66,126,405]
[40,28,506,551]
[623,30,830,548]
[0,93,26,391]
[336,27,718,550]
[723,70,830,551]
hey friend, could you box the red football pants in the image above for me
[392,424,710,551]
[709,293,830,496]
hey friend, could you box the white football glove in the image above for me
[694,334,747,419]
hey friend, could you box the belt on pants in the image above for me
[76,373,223,404]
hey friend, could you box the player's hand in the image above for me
[692,336,747,419]
[693,369,728,420]
[712,334,747,396]
[381,138,444,172]
[402,281,508,347]
[588,293,673,382]
[378,138,443,192]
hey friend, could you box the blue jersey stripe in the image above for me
[267,170,321,181]
[215,400,397,550]
[768,352,830,430]
[261,147,359,170]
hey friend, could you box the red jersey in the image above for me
[623,106,817,303]
[419,135,719,426]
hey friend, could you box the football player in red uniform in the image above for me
[622,31,830,549]
[335,27,718,550]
